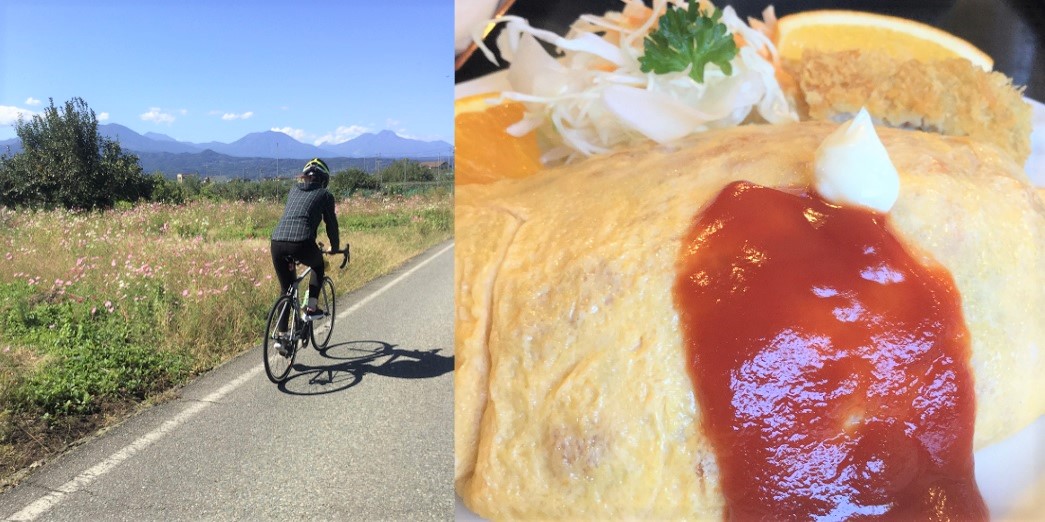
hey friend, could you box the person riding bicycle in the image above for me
[270,158,340,336]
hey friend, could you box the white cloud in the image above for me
[269,124,376,146]
[0,105,36,126]
[271,126,309,142]
[25,97,41,106]
[221,111,254,121]
[140,107,175,124]
[383,118,422,140]
[314,125,371,146]
[179,109,188,116]
[97,112,110,121]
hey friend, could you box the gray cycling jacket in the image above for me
[270,181,340,250]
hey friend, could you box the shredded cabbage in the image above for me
[474,0,797,164]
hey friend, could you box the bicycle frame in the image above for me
[282,244,349,308]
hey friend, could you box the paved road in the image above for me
[0,241,455,521]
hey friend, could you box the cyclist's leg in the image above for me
[270,240,296,331]
[298,242,325,304]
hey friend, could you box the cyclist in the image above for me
[270,158,340,351]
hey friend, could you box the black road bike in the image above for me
[263,245,349,383]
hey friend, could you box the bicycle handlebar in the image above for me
[322,244,350,269]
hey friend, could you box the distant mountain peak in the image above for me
[318,129,452,158]
[143,131,177,143]
[99,123,199,154]
[3,121,451,164]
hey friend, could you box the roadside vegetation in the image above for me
[0,98,453,487]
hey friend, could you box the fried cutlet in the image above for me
[784,50,1032,163]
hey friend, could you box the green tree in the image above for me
[256,178,292,201]
[0,97,149,209]
[329,167,379,197]
[148,173,186,204]
[178,174,205,199]
[378,159,433,183]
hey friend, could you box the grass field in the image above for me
[0,191,452,487]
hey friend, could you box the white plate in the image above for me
[454,73,1045,520]
[455,0,499,54]
[1026,98,1045,186]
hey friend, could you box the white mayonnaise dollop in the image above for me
[814,108,899,213]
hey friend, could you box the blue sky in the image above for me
[0,0,453,147]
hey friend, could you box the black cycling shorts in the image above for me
[270,240,324,298]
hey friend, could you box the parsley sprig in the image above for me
[639,0,739,83]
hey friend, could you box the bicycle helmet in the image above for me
[302,158,331,187]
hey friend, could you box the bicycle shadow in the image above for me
[277,340,453,396]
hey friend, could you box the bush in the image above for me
[329,168,380,198]
[148,173,186,204]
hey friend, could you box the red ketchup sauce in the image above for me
[674,181,987,521]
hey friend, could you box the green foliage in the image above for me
[0,282,189,416]
[150,174,292,204]
[377,159,435,183]
[138,161,451,205]
[639,0,737,83]
[0,97,152,210]
[148,173,186,204]
[416,207,452,234]
[340,213,411,231]
[178,173,206,198]
[329,168,380,198]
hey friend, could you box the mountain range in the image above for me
[0,124,453,178]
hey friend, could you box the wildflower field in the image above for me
[0,191,452,486]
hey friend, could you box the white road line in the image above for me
[6,366,262,522]
[337,241,454,321]
[5,241,453,521]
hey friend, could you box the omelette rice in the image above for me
[455,122,1045,519]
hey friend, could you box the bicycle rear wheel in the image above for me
[263,295,297,383]
[311,276,336,349]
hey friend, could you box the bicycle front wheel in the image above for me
[311,277,336,349]
[263,295,297,383]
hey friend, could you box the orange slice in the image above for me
[775,10,993,70]
[455,93,542,185]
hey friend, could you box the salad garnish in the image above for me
[639,1,737,83]
[473,0,796,164]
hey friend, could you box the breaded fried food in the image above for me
[784,50,1032,163]
[455,121,1045,520]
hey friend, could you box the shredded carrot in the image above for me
[621,1,654,28]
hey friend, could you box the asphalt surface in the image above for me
[0,240,455,522]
